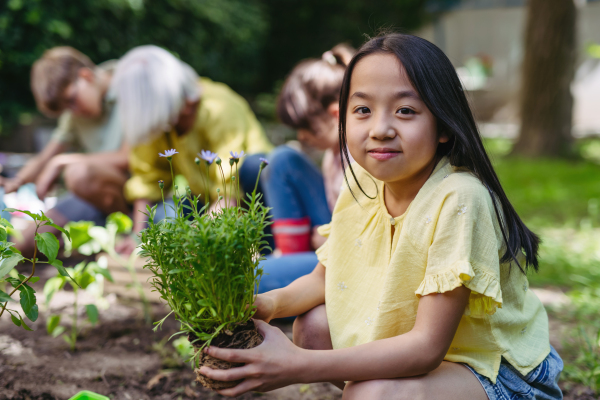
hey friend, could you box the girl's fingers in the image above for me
[205,346,253,363]
[199,364,253,382]
[217,379,262,398]
[253,318,275,338]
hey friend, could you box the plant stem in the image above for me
[71,288,78,351]
[160,187,167,222]
[0,224,39,319]
[110,250,152,324]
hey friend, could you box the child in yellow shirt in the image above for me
[198,33,563,400]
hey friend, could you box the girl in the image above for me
[258,44,353,292]
[263,44,353,254]
[199,33,563,400]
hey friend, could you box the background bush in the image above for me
[0,0,425,135]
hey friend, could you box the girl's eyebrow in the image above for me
[349,90,421,101]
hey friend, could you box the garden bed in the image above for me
[0,264,595,400]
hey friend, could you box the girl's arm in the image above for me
[253,262,326,323]
[200,285,470,397]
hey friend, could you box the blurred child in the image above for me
[257,44,354,293]
[199,34,562,400]
[111,46,273,254]
[0,47,128,256]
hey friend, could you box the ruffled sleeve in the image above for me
[415,183,503,318]
[315,223,331,267]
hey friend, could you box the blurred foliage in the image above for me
[0,0,425,134]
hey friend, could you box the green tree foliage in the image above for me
[0,0,268,133]
[0,0,425,134]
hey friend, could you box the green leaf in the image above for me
[0,226,7,242]
[25,304,38,322]
[107,212,133,234]
[64,221,94,249]
[35,232,60,261]
[0,253,24,278]
[63,335,74,346]
[47,314,61,335]
[0,289,14,303]
[77,271,95,290]
[85,304,99,325]
[0,217,14,229]
[43,276,66,305]
[19,284,36,314]
[10,313,21,326]
[168,269,185,274]
[4,208,45,221]
[51,326,65,338]
[44,222,71,241]
[19,315,33,331]
[93,266,114,283]
[50,259,75,280]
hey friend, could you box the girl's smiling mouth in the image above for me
[368,147,402,160]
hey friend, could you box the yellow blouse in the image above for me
[125,77,273,203]
[316,157,550,383]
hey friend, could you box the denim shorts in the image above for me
[464,346,563,400]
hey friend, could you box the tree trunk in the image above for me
[512,0,577,157]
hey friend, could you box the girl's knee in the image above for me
[292,304,331,350]
[268,146,310,176]
[343,379,426,400]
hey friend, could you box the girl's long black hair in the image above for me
[339,33,540,273]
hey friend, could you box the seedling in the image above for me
[139,149,270,390]
[0,209,75,329]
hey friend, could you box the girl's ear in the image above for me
[78,67,95,83]
[439,129,450,144]
[327,102,340,121]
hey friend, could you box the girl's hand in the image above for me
[199,320,306,397]
[252,294,276,323]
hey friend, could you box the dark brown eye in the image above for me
[398,108,415,115]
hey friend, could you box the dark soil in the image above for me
[0,264,594,400]
[193,321,264,391]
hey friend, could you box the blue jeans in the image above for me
[263,146,331,227]
[257,252,319,294]
[465,346,563,400]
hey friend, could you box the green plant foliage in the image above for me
[0,0,426,134]
[139,151,271,352]
[0,0,267,133]
[0,208,75,330]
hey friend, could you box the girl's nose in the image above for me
[369,126,397,140]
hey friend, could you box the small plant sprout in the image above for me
[139,148,271,391]
[0,209,76,330]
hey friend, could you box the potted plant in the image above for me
[139,149,270,390]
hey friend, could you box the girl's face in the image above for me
[346,53,447,185]
[296,103,339,151]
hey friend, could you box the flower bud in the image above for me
[229,158,235,166]
[158,180,164,189]
[217,188,220,193]
[194,157,200,165]
[232,176,236,181]
[174,185,179,191]
[216,158,222,166]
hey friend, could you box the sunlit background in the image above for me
[1,0,600,398]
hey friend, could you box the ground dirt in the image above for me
[0,265,595,400]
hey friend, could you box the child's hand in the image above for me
[252,294,276,323]
[199,319,305,397]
